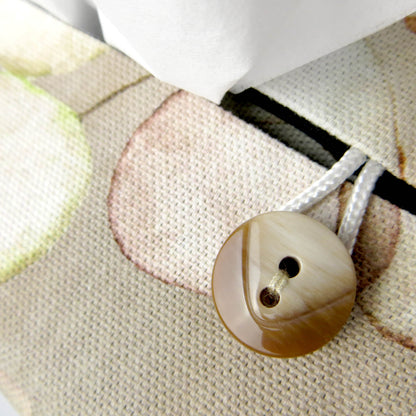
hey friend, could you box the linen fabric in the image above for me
[0,1,415,415]
[258,16,416,188]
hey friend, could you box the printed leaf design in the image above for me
[108,91,339,295]
[0,72,92,282]
[108,90,415,351]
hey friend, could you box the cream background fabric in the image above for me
[1,71,415,413]
[1,2,415,414]
[258,17,416,188]
[0,0,107,76]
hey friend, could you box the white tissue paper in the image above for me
[33,0,416,103]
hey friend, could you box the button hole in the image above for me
[279,257,300,278]
[259,287,280,308]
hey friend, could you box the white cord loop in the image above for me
[338,159,385,253]
[281,147,384,253]
[281,147,367,212]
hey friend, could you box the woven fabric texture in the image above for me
[0,1,415,415]
[0,72,92,282]
[258,15,416,187]
[0,0,107,77]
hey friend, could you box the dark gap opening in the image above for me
[221,89,416,216]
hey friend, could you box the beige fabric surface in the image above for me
[108,91,340,296]
[0,0,107,77]
[259,16,416,187]
[0,72,92,282]
[0,1,415,415]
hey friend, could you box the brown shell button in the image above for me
[212,212,356,358]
